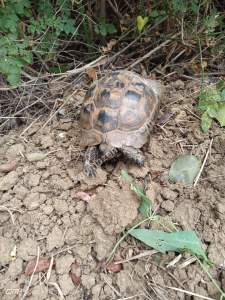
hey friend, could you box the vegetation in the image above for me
[0,0,224,86]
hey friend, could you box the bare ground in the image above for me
[0,79,225,300]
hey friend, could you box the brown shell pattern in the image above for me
[80,70,160,147]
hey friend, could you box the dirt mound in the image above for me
[0,79,225,299]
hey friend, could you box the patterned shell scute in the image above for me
[94,109,118,133]
[80,70,161,148]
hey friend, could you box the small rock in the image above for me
[173,79,185,89]
[26,152,47,162]
[23,192,41,210]
[146,181,160,203]
[18,238,38,261]
[207,243,225,267]
[47,226,64,251]
[40,135,54,149]
[58,122,72,131]
[7,258,23,279]
[161,200,175,212]
[13,185,28,200]
[55,254,74,274]
[64,227,81,245]
[36,161,48,169]
[53,199,69,214]
[215,202,225,216]
[161,188,178,200]
[6,143,25,158]
[92,284,102,300]
[31,285,48,299]
[93,226,115,260]
[28,174,41,187]
[0,237,14,265]
[58,177,74,190]
[173,201,200,230]
[42,205,54,215]
[0,171,19,191]
[58,274,74,296]
[81,274,96,289]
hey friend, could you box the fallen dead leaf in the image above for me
[101,39,117,53]
[0,161,18,173]
[86,68,97,81]
[25,257,51,276]
[70,262,81,285]
[106,262,123,273]
[71,191,91,202]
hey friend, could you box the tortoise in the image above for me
[80,70,163,176]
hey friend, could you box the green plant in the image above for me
[108,170,225,298]
[0,0,75,86]
[198,80,225,132]
[94,18,116,37]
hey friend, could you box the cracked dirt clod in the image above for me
[47,226,64,251]
[0,80,225,300]
[0,237,15,265]
[88,180,139,235]
[0,171,19,191]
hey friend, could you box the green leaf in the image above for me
[130,229,209,263]
[201,111,212,132]
[121,170,133,183]
[7,71,21,86]
[136,16,149,33]
[220,89,225,101]
[215,103,225,126]
[169,155,201,185]
[121,170,151,216]
[216,80,225,92]
[105,23,117,34]
[131,183,151,216]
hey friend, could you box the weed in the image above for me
[0,0,75,85]
[198,80,225,132]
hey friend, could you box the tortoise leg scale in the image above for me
[97,147,120,166]
[84,146,99,177]
[119,146,145,166]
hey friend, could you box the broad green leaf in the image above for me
[136,16,149,33]
[215,103,225,126]
[169,155,201,185]
[7,71,21,86]
[105,23,117,34]
[220,89,225,101]
[201,111,212,132]
[216,80,225,91]
[130,229,209,263]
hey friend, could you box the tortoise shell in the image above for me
[80,70,163,149]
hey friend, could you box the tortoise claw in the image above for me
[84,162,96,177]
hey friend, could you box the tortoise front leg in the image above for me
[96,147,120,166]
[119,146,145,166]
[84,146,99,176]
